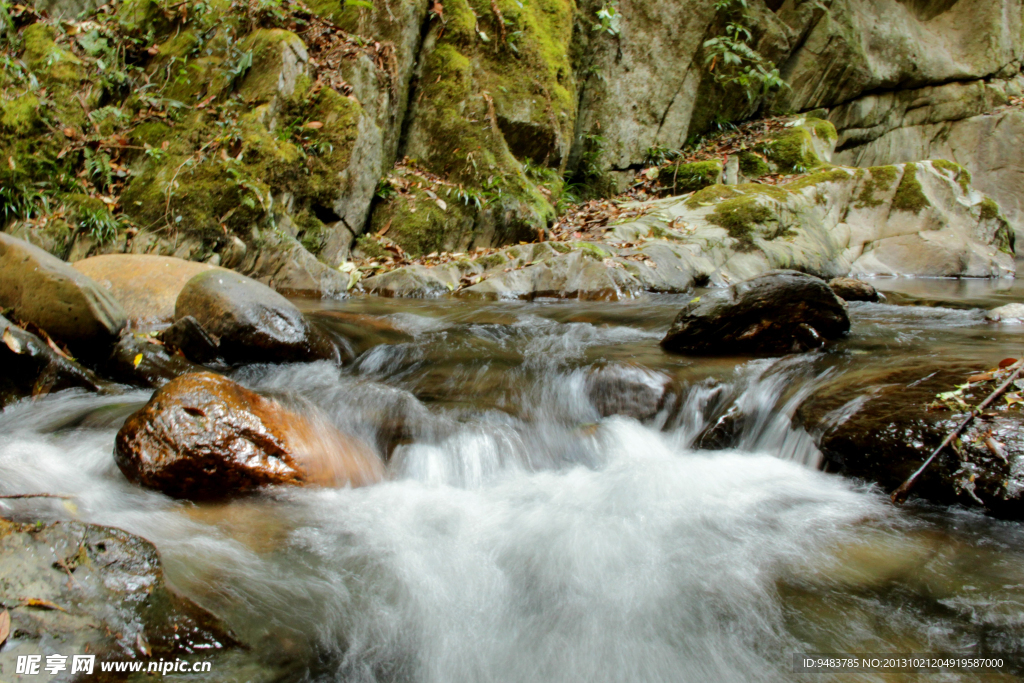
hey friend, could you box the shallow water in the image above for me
[4,280,1024,682]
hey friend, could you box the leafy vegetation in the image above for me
[703,0,786,102]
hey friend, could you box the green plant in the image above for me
[703,0,787,102]
[643,146,681,166]
[592,3,621,36]
[77,204,122,243]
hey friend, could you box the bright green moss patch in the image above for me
[932,159,972,194]
[573,241,613,260]
[708,196,775,251]
[738,152,770,179]
[979,197,1001,221]
[658,160,722,194]
[685,184,744,208]
[891,164,929,214]
[854,165,899,209]
[355,234,389,259]
[807,117,838,143]
[761,127,818,174]
[784,167,855,192]
[22,24,85,84]
[0,94,41,135]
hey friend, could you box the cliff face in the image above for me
[2,0,1023,288]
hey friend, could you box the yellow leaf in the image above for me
[133,353,143,368]
[62,500,78,515]
[2,328,22,354]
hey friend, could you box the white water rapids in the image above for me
[3,286,1024,682]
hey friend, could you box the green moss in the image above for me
[551,242,571,253]
[475,253,507,269]
[931,159,972,194]
[685,184,744,208]
[0,94,41,135]
[891,164,929,214]
[355,234,389,260]
[573,241,613,260]
[237,29,301,104]
[979,197,1001,222]
[807,117,838,143]
[854,165,899,209]
[708,196,776,251]
[761,127,820,174]
[22,24,84,84]
[659,160,722,194]
[295,208,327,254]
[738,152,770,179]
[784,166,855,192]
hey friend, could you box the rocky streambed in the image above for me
[5,236,1024,680]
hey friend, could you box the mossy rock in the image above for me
[22,23,85,84]
[738,152,770,180]
[658,160,722,195]
[759,118,836,175]
[931,159,972,194]
[853,165,899,209]
[891,164,929,214]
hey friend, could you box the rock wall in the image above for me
[3,0,1024,287]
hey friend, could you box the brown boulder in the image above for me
[0,232,126,355]
[114,372,383,498]
[828,277,882,302]
[72,254,223,329]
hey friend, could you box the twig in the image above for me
[891,358,1024,504]
[0,493,74,500]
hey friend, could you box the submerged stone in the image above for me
[828,277,881,302]
[661,270,850,356]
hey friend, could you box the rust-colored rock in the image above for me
[114,372,383,498]
[72,254,224,329]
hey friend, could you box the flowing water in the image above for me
[5,280,1024,681]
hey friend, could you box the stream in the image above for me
[4,279,1024,682]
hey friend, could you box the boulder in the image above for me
[0,315,104,408]
[986,303,1024,323]
[586,363,672,421]
[174,270,339,365]
[0,233,126,355]
[159,315,222,364]
[797,363,1024,517]
[0,517,239,669]
[828,277,882,302]
[72,254,223,329]
[114,372,383,498]
[102,332,208,388]
[661,270,850,355]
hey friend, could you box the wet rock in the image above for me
[586,363,671,421]
[102,332,208,388]
[828,277,881,302]
[243,232,350,298]
[661,270,850,355]
[174,270,339,365]
[159,315,222,364]
[986,303,1024,323]
[0,517,237,668]
[0,315,104,408]
[115,372,383,498]
[72,254,223,329]
[796,363,1024,517]
[0,233,126,356]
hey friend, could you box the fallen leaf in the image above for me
[303,121,324,129]
[22,598,65,612]
[161,140,170,151]
[436,198,447,211]
[999,358,1018,369]
[133,353,143,368]
[376,218,392,236]
[147,44,160,55]
[137,633,151,656]
[968,373,994,383]
[7,156,14,170]
[0,609,9,647]
[2,328,23,354]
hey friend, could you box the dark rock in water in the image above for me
[115,372,383,499]
[174,270,339,365]
[0,517,236,664]
[661,270,849,355]
[160,315,223,364]
[0,314,104,408]
[797,363,1024,517]
[0,232,126,357]
[103,332,209,388]
[828,277,881,302]
[72,253,224,329]
[586,363,671,421]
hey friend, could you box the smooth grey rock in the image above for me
[986,303,1024,323]
[175,270,339,365]
[828,277,881,302]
